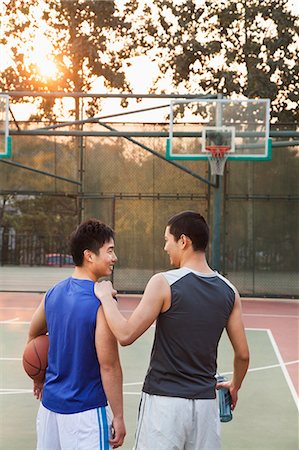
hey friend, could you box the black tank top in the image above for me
[143,268,235,399]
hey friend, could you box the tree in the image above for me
[0,0,130,119]
[3,195,78,235]
[119,0,299,123]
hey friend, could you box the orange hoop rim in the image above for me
[205,145,231,158]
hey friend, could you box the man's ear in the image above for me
[179,234,186,248]
[180,234,192,248]
[83,249,94,262]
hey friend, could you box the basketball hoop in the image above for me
[205,145,231,176]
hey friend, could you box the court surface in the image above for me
[0,268,298,450]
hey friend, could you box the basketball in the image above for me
[22,335,49,383]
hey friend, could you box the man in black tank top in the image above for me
[95,211,250,450]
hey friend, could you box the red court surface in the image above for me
[1,292,298,396]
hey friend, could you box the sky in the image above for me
[289,0,299,13]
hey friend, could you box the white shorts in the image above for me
[36,402,112,450]
[134,393,220,450]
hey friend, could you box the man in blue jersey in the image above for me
[27,219,126,450]
[94,211,250,450]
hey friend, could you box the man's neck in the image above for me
[180,252,214,274]
[72,266,98,282]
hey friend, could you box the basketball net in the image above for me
[205,146,231,176]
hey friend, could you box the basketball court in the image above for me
[0,83,298,450]
[0,267,298,450]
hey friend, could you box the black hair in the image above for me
[70,218,115,266]
[167,210,209,251]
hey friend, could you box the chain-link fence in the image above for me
[1,120,298,297]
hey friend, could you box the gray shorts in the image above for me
[134,393,220,450]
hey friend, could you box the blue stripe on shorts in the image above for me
[97,407,109,450]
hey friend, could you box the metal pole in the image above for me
[211,94,224,271]
[4,91,218,100]
[98,121,217,187]
[78,96,84,223]
[211,175,222,271]
[0,159,81,185]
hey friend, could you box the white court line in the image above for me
[1,358,298,396]
[221,360,299,376]
[0,388,143,396]
[267,329,299,411]
[0,388,32,395]
[124,391,141,395]
[221,328,299,410]
[1,328,298,406]
[0,318,19,323]
[249,360,299,372]
[0,320,30,325]
[0,357,22,361]
[2,357,297,370]
[245,327,269,331]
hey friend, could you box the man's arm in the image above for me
[27,295,48,343]
[219,292,250,410]
[95,306,126,449]
[94,273,169,346]
[26,295,48,399]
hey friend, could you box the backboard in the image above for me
[166,98,271,161]
[0,94,11,158]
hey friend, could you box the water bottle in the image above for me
[216,375,233,422]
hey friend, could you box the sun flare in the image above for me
[36,58,58,79]
[26,33,59,80]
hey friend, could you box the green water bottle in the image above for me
[216,375,233,422]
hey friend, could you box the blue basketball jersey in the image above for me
[42,277,107,414]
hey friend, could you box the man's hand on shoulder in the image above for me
[94,280,117,303]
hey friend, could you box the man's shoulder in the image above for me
[160,268,191,286]
[51,276,71,289]
[215,272,237,294]
[45,277,71,297]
